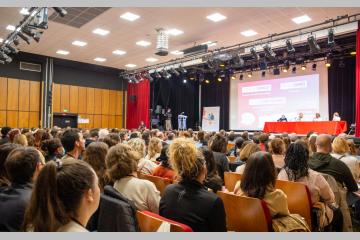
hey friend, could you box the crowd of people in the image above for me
[0,125,359,232]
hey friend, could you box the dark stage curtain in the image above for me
[328,56,356,129]
[356,21,360,137]
[126,79,150,129]
[201,76,230,130]
[150,76,199,130]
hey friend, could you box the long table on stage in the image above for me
[263,121,347,135]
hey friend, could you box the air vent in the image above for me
[20,62,42,72]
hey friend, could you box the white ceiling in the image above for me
[0,7,359,70]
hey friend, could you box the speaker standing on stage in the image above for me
[332,112,341,121]
[165,108,172,131]
[277,115,288,122]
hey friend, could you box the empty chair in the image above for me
[137,173,173,196]
[217,191,272,232]
[136,211,192,232]
[227,156,237,163]
[224,172,242,192]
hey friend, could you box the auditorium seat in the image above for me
[275,180,312,229]
[137,173,173,196]
[224,172,242,192]
[136,210,193,232]
[227,156,237,163]
[217,191,272,232]
[227,143,235,151]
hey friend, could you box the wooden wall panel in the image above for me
[109,115,116,129]
[115,91,123,115]
[29,112,40,128]
[7,78,19,111]
[69,85,79,113]
[101,89,110,115]
[101,115,109,128]
[30,81,40,112]
[0,111,6,126]
[6,111,18,127]
[53,83,61,113]
[19,80,30,111]
[60,85,70,112]
[109,90,116,115]
[87,115,94,129]
[94,89,102,114]
[18,111,29,128]
[93,115,101,128]
[0,77,7,110]
[115,115,122,129]
[78,87,87,113]
[86,88,95,114]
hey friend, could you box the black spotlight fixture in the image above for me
[22,27,43,42]
[273,67,280,75]
[239,74,244,81]
[263,44,276,61]
[146,72,154,82]
[312,63,317,71]
[286,39,295,53]
[261,71,266,78]
[154,70,161,79]
[17,32,31,44]
[307,35,321,53]
[161,69,171,79]
[259,60,267,70]
[13,37,20,46]
[5,45,19,54]
[250,47,259,61]
[328,28,335,46]
[170,68,180,77]
[0,51,12,63]
[292,66,297,74]
[232,52,245,67]
[53,7,68,17]
[178,65,187,74]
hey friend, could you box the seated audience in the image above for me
[22,159,100,232]
[98,129,109,141]
[0,143,19,187]
[85,128,99,148]
[258,133,269,151]
[0,147,45,231]
[227,131,236,144]
[332,112,341,121]
[201,147,223,193]
[347,139,360,160]
[313,113,323,121]
[83,142,109,191]
[197,130,207,146]
[60,129,85,160]
[241,131,249,141]
[128,138,158,175]
[235,143,261,173]
[8,129,20,144]
[234,151,290,217]
[209,133,229,181]
[228,137,244,157]
[24,132,35,147]
[152,145,176,180]
[102,133,121,148]
[145,137,162,162]
[41,138,64,162]
[160,138,226,232]
[13,134,28,146]
[269,138,286,169]
[106,144,160,213]
[165,132,175,145]
[0,127,11,145]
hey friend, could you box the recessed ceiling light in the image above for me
[113,49,127,55]
[201,41,217,47]
[20,8,29,15]
[241,30,258,37]
[94,57,106,62]
[166,28,184,36]
[6,25,15,31]
[92,28,110,36]
[170,50,184,55]
[56,50,69,55]
[146,57,158,62]
[72,40,87,47]
[206,13,227,22]
[136,40,151,47]
[120,12,140,22]
[292,15,311,24]
[0,38,3,43]
[125,64,137,68]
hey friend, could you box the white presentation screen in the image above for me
[229,62,329,130]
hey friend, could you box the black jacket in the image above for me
[212,152,229,181]
[0,136,9,146]
[159,180,227,232]
[0,183,33,231]
[309,152,358,192]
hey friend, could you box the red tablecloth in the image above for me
[263,121,347,135]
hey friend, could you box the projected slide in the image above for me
[237,74,320,130]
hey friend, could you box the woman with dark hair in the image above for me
[278,141,341,231]
[201,147,223,193]
[0,143,19,187]
[22,159,100,232]
[41,138,64,162]
[209,133,229,181]
[269,138,286,169]
[234,151,290,217]
[152,145,176,180]
[235,143,261,173]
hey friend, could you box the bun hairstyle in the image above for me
[169,138,205,181]
[22,159,96,232]
[41,138,62,156]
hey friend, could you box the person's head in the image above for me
[334,112,339,117]
[209,133,227,153]
[34,129,46,145]
[14,134,28,146]
[169,138,206,183]
[156,131,164,140]
[89,129,99,140]
[157,144,171,168]
[269,138,285,155]
[315,113,321,118]
[8,129,21,143]
[141,130,151,146]
[148,137,162,158]
[219,129,226,136]
[240,151,276,199]
[150,129,159,138]
[102,133,120,148]
[119,131,128,142]
[299,112,304,118]
[252,135,260,144]
[239,143,261,162]
[0,143,19,187]
[127,138,146,159]
[167,132,175,141]
[315,134,332,154]
[235,137,244,150]
[284,141,310,181]
[130,131,140,139]
[197,131,205,141]
[23,159,100,232]
[347,139,358,156]
[83,142,109,190]
[60,129,85,154]
[24,132,35,147]
[228,132,236,142]
[188,128,194,137]
[241,131,249,141]
[5,147,45,185]
[41,138,63,159]
[332,137,350,155]
[98,129,109,140]
[258,133,269,144]
[1,126,11,137]
[201,146,218,177]
[106,144,141,181]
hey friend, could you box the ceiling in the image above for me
[0,7,359,70]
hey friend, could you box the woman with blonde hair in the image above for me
[235,143,261,173]
[128,138,157,175]
[13,134,28,146]
[145,137,162,162]
[159,138,226,232]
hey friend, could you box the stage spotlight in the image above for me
[239,74,244,81]
[282,68,288,73]
[259,60,267,70]
[286,39,295,53]
[263,44,276,61]
[219,62,225,68]
[22,28,43,42]
[170,68,180,76]
[273,67,280,75]
[5,45,19,54]
[162,69,171,79]
[17,32,31,44]
[325,59,331,68]
[350,51,356,56]
[292,66,297,74]
[146,73,154,82]
[261,71,266,77]
[53,7,68,17]
[312,63,317,71]
[183,79,187,83]
[231,75,236,80]
[307,35,321,53]
[178,65,187,74]
[301,65,306,70]
[250,47,259,61]
[247,72,252,78]
[232,53,245,67]
[328,28,335,46]
[0,52,12,63]
[205,79,210,84]
[154,70,161,79]
[217,76,222,82]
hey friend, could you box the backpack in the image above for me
[272,214,311,232]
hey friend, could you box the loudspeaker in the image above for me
[129,95,137,102]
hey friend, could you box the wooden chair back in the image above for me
[224,172,242,192]
[137,173,173,196]
[227,156,237,163]
[227,143,235,151]
[136,211,192,232]
[217,191,272,232]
